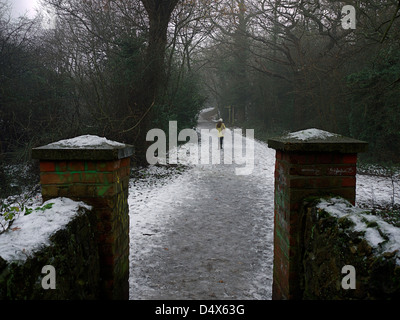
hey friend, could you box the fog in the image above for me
[7,0,40,18]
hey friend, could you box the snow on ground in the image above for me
[129,117,275,300]
[128,116,400,300]
[356,173,399,210]
[0,111,398,298]
[0,198,91,262]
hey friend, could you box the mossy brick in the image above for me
[97,160,121,172]
[31,136,132,300]
[97,172,116,184]
[273,243,289,269]
[273,260,289,290]
[269,130,367,300]
[76,172,95,184]
[275,221,289,243]
[85,161,97,171]
[41,184,61,198]
[55,161,68,172]
[120,176,130,190]
[275,226,289,250]
[95,184,118,197]
[40,172,64,185]
[272,281,286,300]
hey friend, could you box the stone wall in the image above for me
[301,197,400,300]
[0,206,101,300]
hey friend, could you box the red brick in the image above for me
[55,161,67,172]
[315,153,332,164]
[98,160,121,172]
[272,281,285,300]
[41,185,60,198]
[287,153,312,164]
[289,166,323,176]
[342,154,357,164]
[332,154,346,164]
[39,161,55,172]
[290,177,343,189]
[68,161,85,171]
[342,177,356,187]
[85,161,97,171]
[40,173,64,185]
[95,184,117,197]
[83,172,102,183]
[326,165,356,176]
[95,172,115,184]
[72,172,83,183]
[120,157,130,168]
[67,184,95,197]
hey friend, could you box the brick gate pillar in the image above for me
[32,135,134,299]
[268,129,367,300]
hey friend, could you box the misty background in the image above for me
[7,0,39,18]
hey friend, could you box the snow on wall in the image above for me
[46,135,125,148]
[0,197,92,262]
[317,197,400,265]
[287,128,338,141]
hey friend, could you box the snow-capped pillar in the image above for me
[32,135,134,300]
[268,129,367,300]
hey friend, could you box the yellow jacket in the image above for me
[216,123,226,137]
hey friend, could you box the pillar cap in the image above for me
[32,135,134,161]
[268,128,368,153]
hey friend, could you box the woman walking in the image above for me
[216,118,226,150]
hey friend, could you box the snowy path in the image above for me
[128,115,276,300]
[128,113,399,300]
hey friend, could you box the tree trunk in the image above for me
[134,0,179,165]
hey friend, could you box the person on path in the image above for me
[216,118,226,150]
